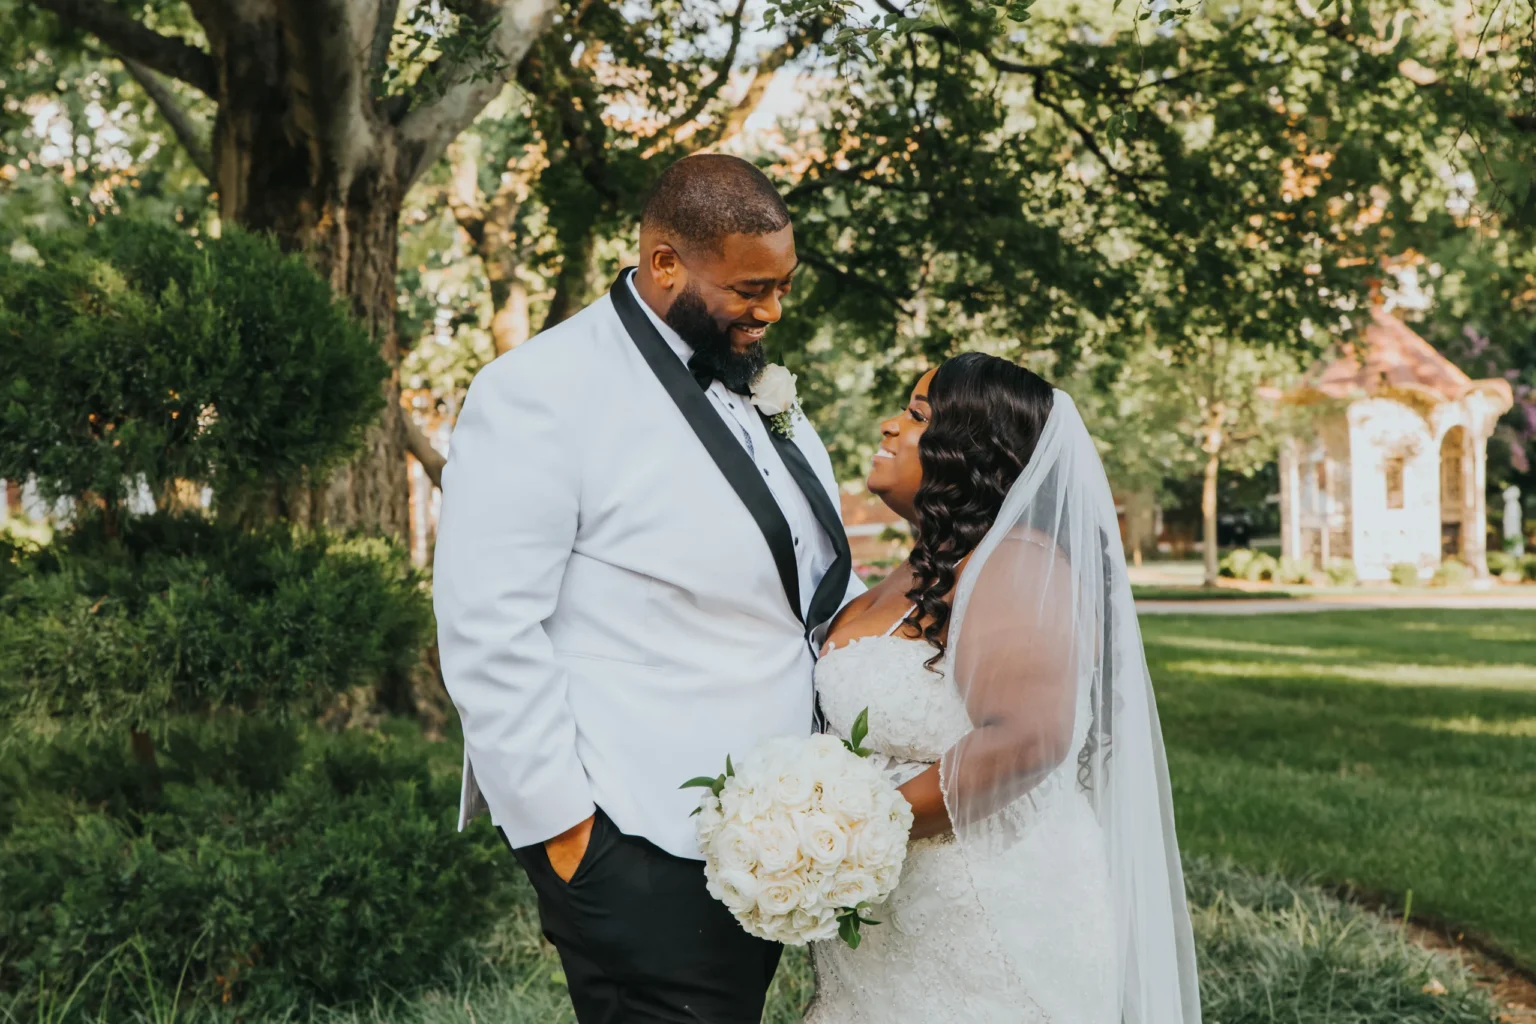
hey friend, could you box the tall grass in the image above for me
[16,859,1494,1023]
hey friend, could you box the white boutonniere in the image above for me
[750,364,801,440]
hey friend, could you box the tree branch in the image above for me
[396,0,561,188]
[25,0,218,95]
[654,0,749,142]
[372,0,401,73]
[403,412,445,489]
[798,250,913,315]
[675,26,816,155]
[517,45,621,204]
[122,59,215,180]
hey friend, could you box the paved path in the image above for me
[1136,593,1536,615]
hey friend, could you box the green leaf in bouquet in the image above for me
[680,776,723,790]
[843,707,873,757]
[838,914,862,949]
[726,754,735,778]
[835,902,883,949]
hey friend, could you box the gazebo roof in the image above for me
[1294,306,1512,410]
[1307,306,1472,401]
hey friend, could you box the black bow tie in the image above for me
[690,364,752,397]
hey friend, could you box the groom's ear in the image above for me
[643,239,684,292]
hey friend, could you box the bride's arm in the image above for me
[897,765,951,841]
[940,534,1079,830]
[894,537,1076,841]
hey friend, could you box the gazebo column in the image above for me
[1279,441,1300,561]
[1467,430,1490,577]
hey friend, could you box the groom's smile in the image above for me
[732,322,768,347]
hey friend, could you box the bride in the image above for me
[805,353,1202,1023]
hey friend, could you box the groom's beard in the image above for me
[667,283,766,394]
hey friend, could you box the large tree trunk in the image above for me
[1200,405,1226,587]
[210,18,409,535]
[1201,452,1220,586]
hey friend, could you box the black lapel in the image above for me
[765,425,854,632]
[609,272,804,624]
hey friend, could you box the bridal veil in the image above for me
[939,390,1202,1023]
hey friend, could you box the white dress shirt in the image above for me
[626,272,838,622]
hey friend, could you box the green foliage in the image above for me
[288,856,1497,1024]
[1219,548,1282,583]
[0,513,432,739]
[1218,548,1257,580]
[1153,608,1536,968]
[0,219,385,510]
[1186,860,1495,1023]
[1432,558,1470,588]
[1390,562,1423,588]
[0,725,510,1019]
[1276,556,1314,587]
[1326,560,1359,588]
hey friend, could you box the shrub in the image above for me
[1185,860,1495,1024]
[1390,562,1422,587]
[1522,554,1536,582]
[0,513,432,741]
[1218,548,1256,579]
[1244,552,1279,582]
[1325,560,1358,587]
[1276,556,1313,586]
[0,726,510,1018]
[0,220,385,516]
[1486,550,1514,577]
[1432,559,1471,588]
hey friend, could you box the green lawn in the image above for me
[309,858,1495,1024]
[1132,585,1297,601]
[1145,609,1536,969]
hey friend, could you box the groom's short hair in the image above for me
[641,155,791,255]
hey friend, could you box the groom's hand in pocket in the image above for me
[545,814,596,882]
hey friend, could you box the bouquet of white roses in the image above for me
[682,709,913,948]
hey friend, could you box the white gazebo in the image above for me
[1279,306,1514,581]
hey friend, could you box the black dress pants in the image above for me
[505,809,783,1024]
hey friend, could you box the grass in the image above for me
[1145,609,1536,970]
[14,609,1529,1021]
[280,860,1504,1023]
[13,856,1498,1023]
[1133,585,1297,601]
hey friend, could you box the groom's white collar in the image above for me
[625,269,695,368]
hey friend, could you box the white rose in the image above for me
[750,364,798,416]
[711,822,759,873]
[767,762,818,813]
[805,733,849,763]
[789,907,840,943]
[827,869,879,910]
[751,814,804,874]
[720,782,771,824]
[854,818,907,872]
[821,772,876,824]
[710,868,761,915]
[694,797,725,844]
[797,813,849,869]
[756,872,807,917]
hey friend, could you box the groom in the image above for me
[434,154,860,1023]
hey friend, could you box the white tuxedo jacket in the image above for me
[434,275,861,859]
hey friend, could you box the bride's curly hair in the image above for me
[903,353,1055,669]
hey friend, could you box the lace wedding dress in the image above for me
[802,614,1117,1024]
